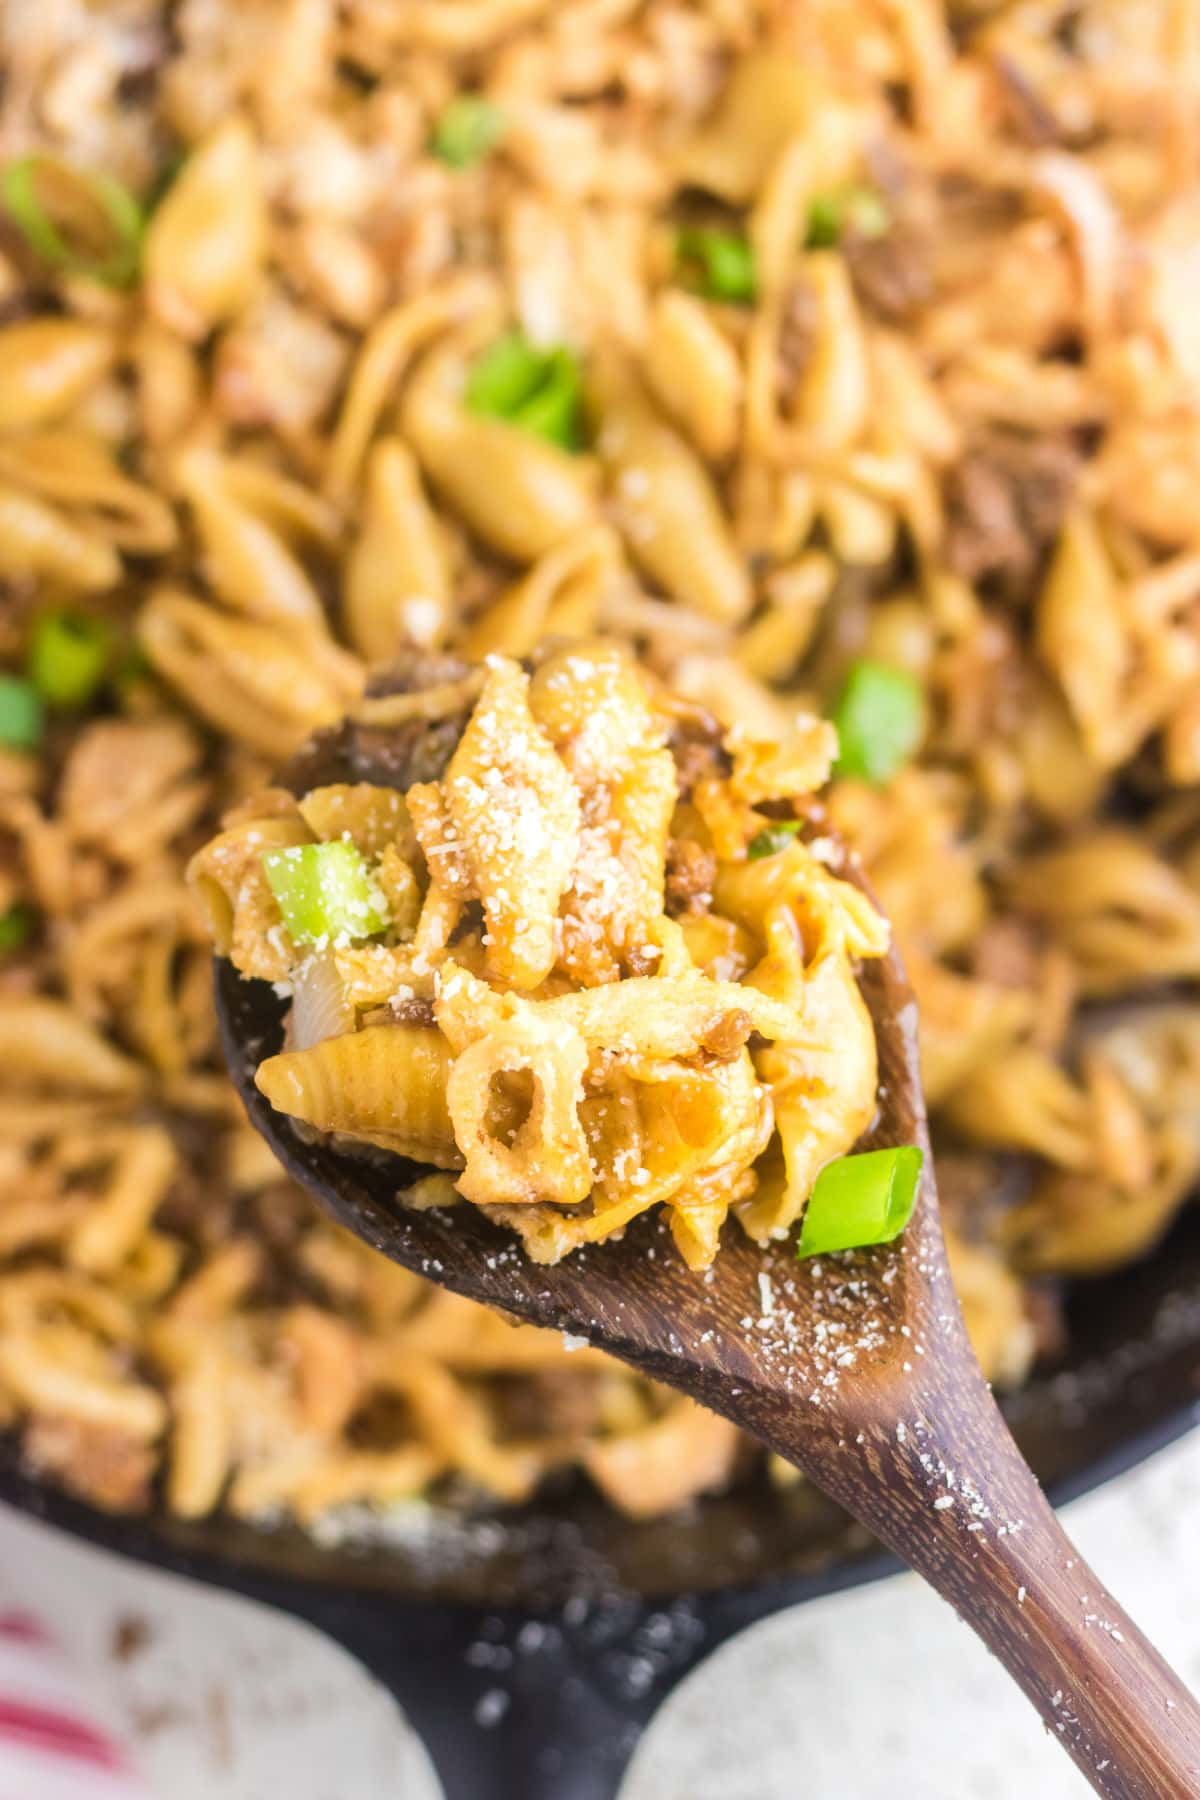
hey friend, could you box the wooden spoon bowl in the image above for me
[215,695,1200,1800]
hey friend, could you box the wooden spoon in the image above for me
[215,700,1200,1800]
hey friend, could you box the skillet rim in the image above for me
[0,1388,1194,1617]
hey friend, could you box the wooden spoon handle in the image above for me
[758,1384,1200,1799]
[896,1472,1200,1798]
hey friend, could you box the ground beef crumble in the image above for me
[665,836,717,914]
[944,430,1082,589]
[844,225,933,321]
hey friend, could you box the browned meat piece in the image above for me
[931,1147,1034,1244]
[665,836,717,914]
[491,1370,607,1442]
[700,1008,753,1061]
[285,654,477,794]
[844,226,933,322]
[24,1416,155,1512]
[669,712,728,799]
[944,431,1082,588]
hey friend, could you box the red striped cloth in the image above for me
[0,1612,151,1800]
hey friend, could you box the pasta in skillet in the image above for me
[0,0,1198,1531]
[192,643,889,1269]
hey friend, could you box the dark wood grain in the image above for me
[215,703,1200,1800]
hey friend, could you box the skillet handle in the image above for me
[278,1585,769,1800]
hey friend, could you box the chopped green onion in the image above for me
[0,676,43,750]
[797,1146,924,1258]
[28,612,113,709]
[503,360,581,449]
[747,819,803,860]
[676,227,757,303]
[805,184,889,251]
[262,842,390,946]
[465,333,583,451]
[465,332,545,417]
[431,97,506,169]
[830,659,924,785]
[2,155,144,288]
[0,905,35,953]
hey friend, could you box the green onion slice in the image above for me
[830,659,924,785]
[797,1146,924,1258]
[747,819,803,860]
[2,156,144,288]
[28,612,113,709]
[262,842,390,946]
[0,676,44,750]
[0,905,35,953]
[805,184,889,251]
[675,227,757,303]
[465,333,583,450]
[431,97,507,169]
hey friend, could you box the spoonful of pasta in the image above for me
[200,642,1200,1800]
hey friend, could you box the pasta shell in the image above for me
[674,52,820,203]
[791,253,870,451]
[139,588,351,757]
[297,784,418,859]
[256,1026,461,1167]
[433,657,580,989]
[0,482,121,592]
[324,273,496,504]
[343,440,450,662]
[737,947,879,1242]
[131,320,202,448]
[1036,508,1129,767]
[0,432,177,555]
[177,448,329,635]
[591,355,751,623]
[462,524,618,659]
[0,320,115,433]
[1006,830,1200,994]
[213,456,341,554]
[187,812,313,980]
[643,292,742,462]
[143,116,267,340]
[447,1014,592,1208]
[942,1048,1095,1169]
[0,999,146,1095]
[402,338,598,562]
[677,913,757,982]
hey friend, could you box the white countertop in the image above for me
[4,1426,1200,1800]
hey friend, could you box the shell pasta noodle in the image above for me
[195,644,890,1269]
[0,0,1198,1532]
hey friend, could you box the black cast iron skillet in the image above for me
[2,1203,1199,1800]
